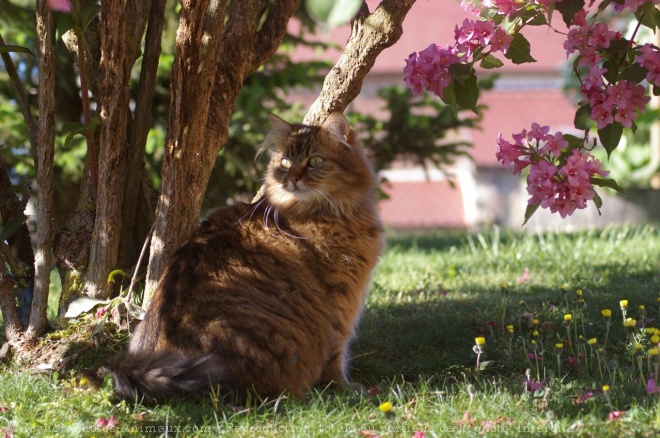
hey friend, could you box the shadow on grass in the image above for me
[350,265,660,411]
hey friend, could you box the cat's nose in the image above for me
[289,175,301,184]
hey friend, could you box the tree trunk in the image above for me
[26,0,56,339]
[118,0,166,270]
[144,0,301,301]
[83,0,132,299]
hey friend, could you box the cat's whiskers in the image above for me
[235,197,266,226]
[273,207,304,240]
[310,186,344,218]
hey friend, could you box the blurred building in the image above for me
[290,1,656,230]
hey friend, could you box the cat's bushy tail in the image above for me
[86,351,227,402]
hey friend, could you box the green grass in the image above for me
[1,225,660,437]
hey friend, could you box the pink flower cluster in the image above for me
[403,19,512,98]
[404,44,457,97]
[635,43,660,87]
[497,124,609,218]
[564,15,650,129]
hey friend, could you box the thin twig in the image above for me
[126,223,154,304]
[0,33,38,167]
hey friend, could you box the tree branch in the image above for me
[304,0,417,125]
[0,33,38,168]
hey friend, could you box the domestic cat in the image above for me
[89,112,384,401]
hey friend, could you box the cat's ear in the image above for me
[322,112,351,145]
[258,114,293,157]
[268,113,294,138]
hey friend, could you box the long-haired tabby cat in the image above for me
[90,112,384,401]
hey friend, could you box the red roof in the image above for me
[290,0,570,75]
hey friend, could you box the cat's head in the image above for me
[259,112,375,216]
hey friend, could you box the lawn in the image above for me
[1,225,660,437]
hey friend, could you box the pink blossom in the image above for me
[590,104,614,130]
[571,9,588,27]
[608,411,627,421]
[47,0,72,11]
[496,133,530,175]
[636,44,660,86]
[517,268,530,283]
[589,23,616,49]
[527,122,551,143]
[541,132,568,158]
[412,432,426,438]
[491,27,513,53]
[523,378,546,392]
[647,378,660,395]
[527,159,558,204]
[493,0,520,17]
[403,44,457,98]
[95,306,109,319]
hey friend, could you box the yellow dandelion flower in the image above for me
[587,338,597,346]
[532,330,539,337]
[576,289,583,296]
[532,319,539,326]
[506,325,514,333]
[79,377,88,386]
[634,342,643,351]
[475,337,486,346]
[602,384,611,392]
[623,318,637,328]
[649,347,660,357]
[379,402,393,413]
[601,309,611,318]
[564,314,572,322]
[555,343,564,349]
[651,335,660,344]
[639,305,645,310]
[620,300,629,309]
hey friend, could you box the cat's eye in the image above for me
[280,158,292,169]
[308,156,323,168]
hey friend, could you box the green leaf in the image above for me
[590,177,626,194]
[61,118,99,149]
[448,63,473,84]
[0,214,28,241]
[80,4,101,31]
[64,296,109,318]
[107,269,130,284]
[555,0,586,27]
[0,44,35,56]
[602,59,619,83]
[574,105,594,131]
[519,9,548,26]
[440,83,460,116]
[635,2,660,31]
[592,190,603,214]
[55,13,78,39]
[504,33,536,65]
[479,54,504,69]
[522,202,541,227]
[562,134,584,151]
[597,122,624,157]
[305,0,363,28]
[453,70,480,113]
[619,63,648,83]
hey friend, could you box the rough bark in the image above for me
[304,0,417,125]
[144,0,232,299]
[144,0,302,301]
[27,0,56,339]
[0,273,21,342]
[118,0,166,270]
[83,0,131,299]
